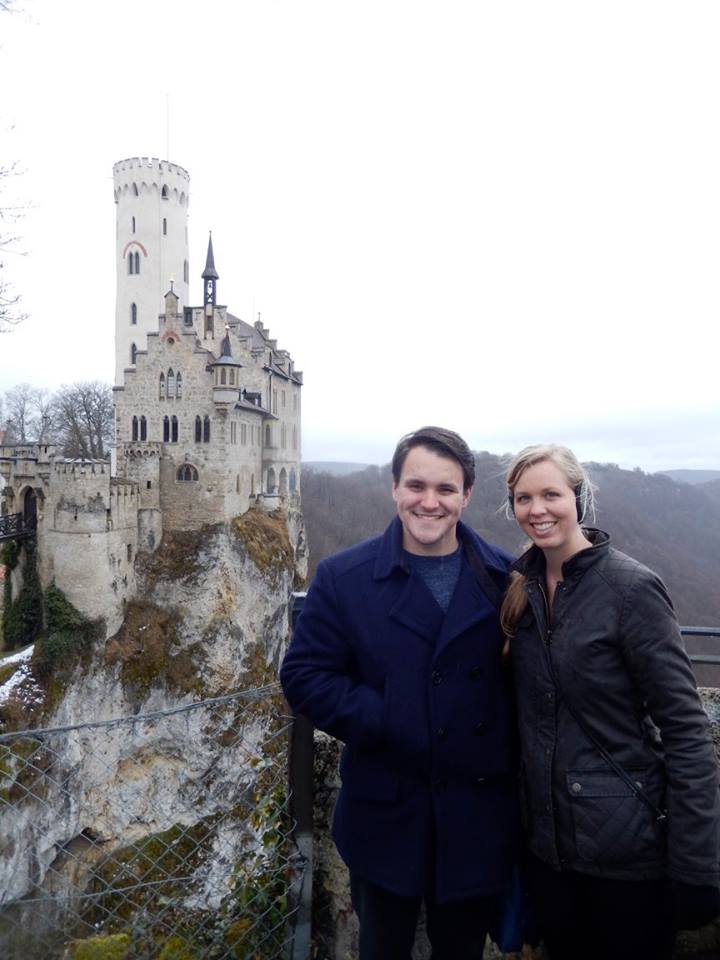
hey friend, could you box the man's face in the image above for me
[392,445,471,556]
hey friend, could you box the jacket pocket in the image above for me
[566,768,666,865]
[343,748,400,804]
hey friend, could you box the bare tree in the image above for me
[0,160,26,333]
[3,382,37,442]
[52,381,114,459]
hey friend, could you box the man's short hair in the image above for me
[391,426,476,491]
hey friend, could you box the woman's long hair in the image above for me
[501,444,594,640]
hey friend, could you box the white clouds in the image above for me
[1,0,718,469]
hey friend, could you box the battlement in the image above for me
[113,157,190,182]
[52,459,110,477]
[113,157,190,206]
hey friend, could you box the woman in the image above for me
[502,444,720,960]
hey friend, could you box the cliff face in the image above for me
[0,505,306,956]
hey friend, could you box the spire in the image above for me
[202,232,219,281]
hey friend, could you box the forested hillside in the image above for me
[301,456,720,626]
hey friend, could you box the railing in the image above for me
[0,685,301,960]
[682,627,720,666]
[0,513,34,543]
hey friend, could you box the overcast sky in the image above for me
[1,0,718,472]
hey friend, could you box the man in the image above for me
[281,427,519,959]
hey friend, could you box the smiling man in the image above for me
[280,426,520,960]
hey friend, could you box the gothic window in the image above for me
[176,464,198,482]
[132,216,136,233]
[230,422,236,444]
[167,369,175,399]
[265,425,271,447]
[220,368,227,385]
[132,416,138,441]
[289,469,297,494]
[250,474,255,496]
[159,373,166,400]
[176,373,182,399]
[163,217,167,236]
[203,416,211,443]
[140,416,147,441]
[163,416,170,442]
[134,251,140,274]
[171,416,178,442]
[131,302,137,325]
[279,468,288,497]
[292,425,297,450]
[236,475,240,493]
[128,252,134,275]
[272,389,278,414]
[241,423,247,446]
[229,369,235,385]
[195,415,202,443]
[161,185,168,199]
[130,342,137,365]
[132,183,138,196]
[267,468,277,494]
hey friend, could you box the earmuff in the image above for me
[508,484,586,523]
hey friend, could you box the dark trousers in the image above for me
[350,873,495,960]
[527,854,675,960]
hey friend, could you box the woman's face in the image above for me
[511,458,585,559]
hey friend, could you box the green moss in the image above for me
[157,936,200,960]
[105,602,206,702]
[231,509,294,584]
[67,933,132,960]
[2,540,42,652]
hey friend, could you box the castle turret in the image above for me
[113,157,190,385]
[211,329,242,405]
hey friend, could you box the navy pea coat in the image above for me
[280,517,520,903]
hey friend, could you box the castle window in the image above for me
[293,393,298,411]
[220,368,227,385]
[130,342,137,365]
[146,481,152,489]
[132,183,138,196]
[292,425,298,450]
[229,369,235,385]
[230,422,236,444]
[290,468,297,494]
[203,416,211,443]
[282,390,286,407]
[167,369,175,399]
[171,416,178,443]
[134,251,140,274]
[236,474,240,492]
[176,373,182,399]
[163,416,170,442]
[140,416,147,441]
[159,373,166,400]
[177,464,198,482]
[132,216,136,233]
[132,416,138,441]
[161,185,168,199]
[184,260,189,283]
[265,425,271,447]
[131,302,137,325]
[163,217,167,235]
[127,544,133,562]
[281,424,287,449]
[195,415,202,443]
[250,474,255,496]
[128,252,134,275]
[241,423,247,446]
[267,468,277,494]
[272,389,278,414]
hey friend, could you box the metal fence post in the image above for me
[287,592,313,960]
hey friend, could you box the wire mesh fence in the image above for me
[0,684,303,959]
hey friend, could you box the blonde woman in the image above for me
[502,444,720,960]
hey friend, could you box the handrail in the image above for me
[682,627,720,666]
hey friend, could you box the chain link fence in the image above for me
[0,685,304,959]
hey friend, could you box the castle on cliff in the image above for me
[0,156,303,634]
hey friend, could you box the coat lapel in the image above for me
[435,560,497,656]
[388,573,444,645]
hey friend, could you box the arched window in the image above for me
[292,425,297,450]
[265,425,271,447]
[236,475,240,493]
[183,260,189,283]
[171,416,178,442]
[279,468,288,497]
[132,416,138,441]
[220,368,227,385]
[203,416,211,443]
[163,416,170,442]
[132,183,138,196]
[195,415,202,443]
[130,342,137,365]
[140,416,147,441]
[289,469,297,494]
[267,468,277,494]
[131,302,137,325]
[159,373,166,400]
[134,251,140,274]
[176,372,182,399]
[176,464,198,482]
[229,369,235,385]
[163,217,167,235]
[250,474,255,496]
[132,216,136,233]
[161,185,168,199]
[167,369,175,399]
[128,252,134,275]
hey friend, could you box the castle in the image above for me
[0,157,303,635]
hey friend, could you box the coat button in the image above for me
[474,722,486,736]
[431,670,442,686]
[571,782,582,794]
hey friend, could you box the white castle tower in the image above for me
[113,157,190,385]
